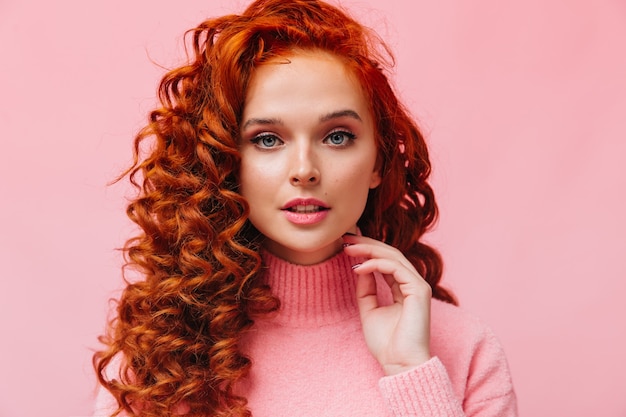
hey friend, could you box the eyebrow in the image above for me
[242,117,283,130]
[319,109,362,123]
[241,109,362,130]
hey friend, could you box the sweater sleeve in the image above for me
[378,300,518,417]
[378,357,465,416]
[378,355,517,417]
[460,326,518,417]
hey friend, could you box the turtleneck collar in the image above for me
[260,249,365,327]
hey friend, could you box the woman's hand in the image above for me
[342,234,432,376]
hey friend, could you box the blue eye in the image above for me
[325,131,356,146]
[251,134,283,148]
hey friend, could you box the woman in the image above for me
[93,0,518,416]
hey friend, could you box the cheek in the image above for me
[239,157,283,202]
[239,155,265,192]
[348,153,378,183]
[336,161,377,196]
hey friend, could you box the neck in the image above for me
[260,249,364,327]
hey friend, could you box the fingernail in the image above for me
[351,263,362,270]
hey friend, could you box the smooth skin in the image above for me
[239,49,432,375]
[240,50,381,265]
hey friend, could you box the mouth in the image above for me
[285,204,329,214]
[282,198,330,213]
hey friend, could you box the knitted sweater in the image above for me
[93,249,518,416]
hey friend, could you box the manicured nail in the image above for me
[351,263,362,270]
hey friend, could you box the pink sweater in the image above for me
[94,249,518,416]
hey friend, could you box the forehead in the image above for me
[243,50,369,119]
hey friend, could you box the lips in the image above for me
[281,198,330,225]
[282,198,330,212]
[287,204,327,213]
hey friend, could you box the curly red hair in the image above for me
[94,0,456,416]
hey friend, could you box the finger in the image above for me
[354,260,405,303]
[354,269,379,314]
[352,258,431,302]
[342,236,416,274]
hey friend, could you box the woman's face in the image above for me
[239,50,381,265]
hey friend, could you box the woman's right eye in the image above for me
[251,134,283,149]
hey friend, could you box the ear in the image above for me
[369,169,382,189]
[369,153,382,189]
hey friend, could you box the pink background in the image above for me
[1,0,625,416]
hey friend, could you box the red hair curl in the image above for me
[94,0,456,416]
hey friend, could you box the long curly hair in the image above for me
[94,0,457,416]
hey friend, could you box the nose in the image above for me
[289,142,320,186]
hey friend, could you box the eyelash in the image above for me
[324,130,356,147]
[250,133,283,149]
[249,129,357,149]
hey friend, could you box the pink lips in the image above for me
[281,198,330,225]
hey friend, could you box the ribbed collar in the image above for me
[260,249,364,327]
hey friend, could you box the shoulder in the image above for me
[430,299,517,409]
[430,298,508,365]
[430,298,497,345]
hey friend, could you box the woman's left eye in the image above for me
[324,131,356,146]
